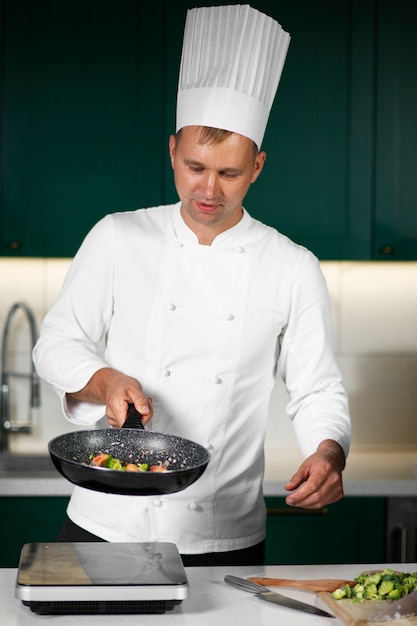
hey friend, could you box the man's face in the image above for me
[169,126,266,245]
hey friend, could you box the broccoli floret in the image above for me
[331,584,353,600]
[366,573,382,586]
[381,568,397,578]
[402,575,417,595]
[331,588,347,600]
[105,455,124,470]
[355,572,381,587]
[387,588,402,601]
[378,580,395,597]
[363,583,379,600]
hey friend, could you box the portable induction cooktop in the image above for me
[15,541,189,615]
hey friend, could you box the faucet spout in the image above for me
[0,302,41,452]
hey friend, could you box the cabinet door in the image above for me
[386,497,417,563]
[1,0,165,257]
[373,1,417,260]
[265,496,386,565]
[164,0,375,260]
[0,497,70,567]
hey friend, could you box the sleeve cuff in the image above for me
[61,392,107,426]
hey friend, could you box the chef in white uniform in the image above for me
[33,5,351,566]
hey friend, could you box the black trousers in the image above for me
[57,515,265,567]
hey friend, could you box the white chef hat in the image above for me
[176,4,290,149]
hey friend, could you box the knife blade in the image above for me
[224,575,334,618]
[369,589,417,622]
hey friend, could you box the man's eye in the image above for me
[189,165,203,173]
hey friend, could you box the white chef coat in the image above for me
[33,202,351,553]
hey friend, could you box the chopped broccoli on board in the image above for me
[331,569,417,603]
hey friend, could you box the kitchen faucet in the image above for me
[0,302,41,452]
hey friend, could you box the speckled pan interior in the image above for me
[48,428,211,495]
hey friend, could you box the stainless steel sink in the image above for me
[0,453,58,476]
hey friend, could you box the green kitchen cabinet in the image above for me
[1,1,416,259]
[265,496,386,565]
[0,496,385,568]
[372,1,417,260]
[1,0,166,257]
[0,497,70,567]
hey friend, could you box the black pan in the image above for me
[48,404,210,496]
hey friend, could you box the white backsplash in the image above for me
[0,259,416,456]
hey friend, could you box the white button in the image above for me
[167,303,176,311]
[173,240,183,248]
[212,376,222,384]
[188,502,198,511]
[163,368,171,377]
[233,246,245,253]
[153,499,163,507]
[220,312,234,321]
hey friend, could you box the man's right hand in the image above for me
[66,367,153,427]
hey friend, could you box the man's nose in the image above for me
[200,172,221,198]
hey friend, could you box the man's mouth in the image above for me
[195,201,218,213]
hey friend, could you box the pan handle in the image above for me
[122,404,145,430]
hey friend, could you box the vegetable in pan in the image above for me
[90,453,169,473]
[332,569,417,602]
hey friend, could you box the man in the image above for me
[33,5,350,566]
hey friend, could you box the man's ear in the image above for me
[168,135,176,169]
[251,151,266,183]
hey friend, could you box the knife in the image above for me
[224,575,334,618]
[369,589,417,622]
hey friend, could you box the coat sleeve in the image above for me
[33,215,116,425]
[278,251,351,459]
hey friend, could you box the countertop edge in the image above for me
[263,479,417,497]
[1,476,416,497]
[0,477,74,496]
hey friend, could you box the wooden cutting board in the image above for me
[318,592,417,625]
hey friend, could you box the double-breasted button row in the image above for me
[162,368,222,383]
[150,499,200,511]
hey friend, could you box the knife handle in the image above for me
[224,575,265,594]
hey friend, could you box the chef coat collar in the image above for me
[172,201,253,248]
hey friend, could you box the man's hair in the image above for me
[176,126,259,157]
[197,126,233,145]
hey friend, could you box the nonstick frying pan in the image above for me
[48,404,210,495]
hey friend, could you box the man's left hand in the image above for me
[284,439,346,509]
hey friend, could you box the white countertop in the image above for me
[1,447,417,497]
[1,562,414,626]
